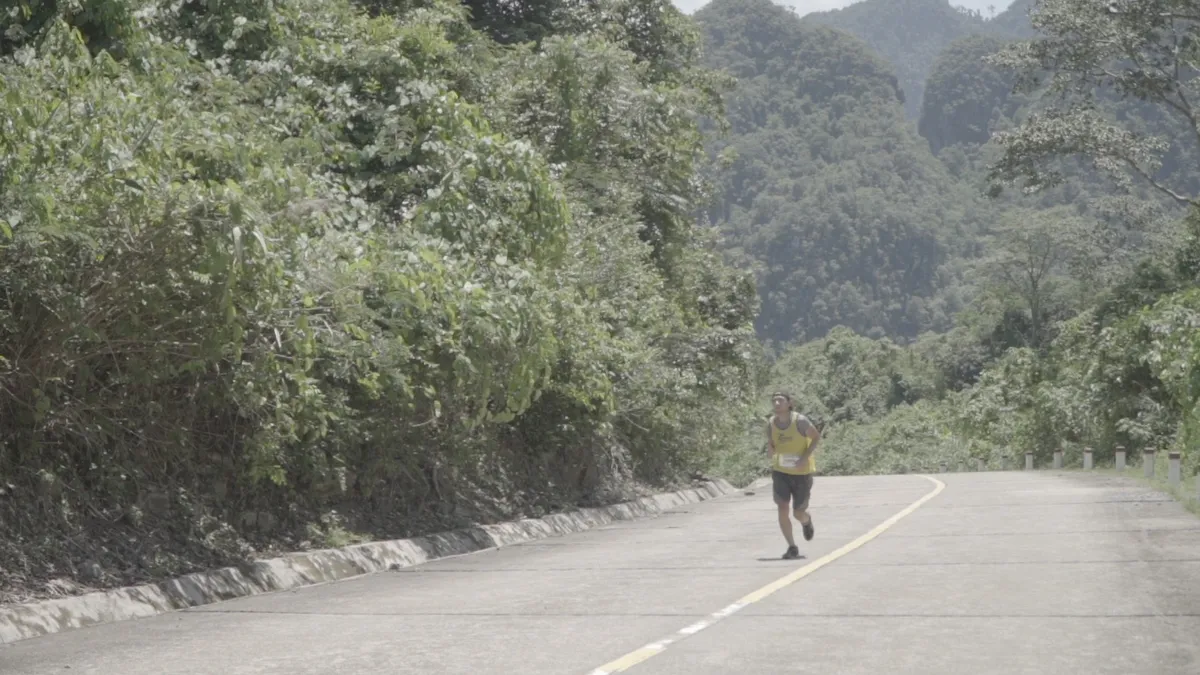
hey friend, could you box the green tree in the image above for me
[978,209,1084,348]
[986,0,1200,207]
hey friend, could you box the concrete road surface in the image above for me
[3,471,1200,674]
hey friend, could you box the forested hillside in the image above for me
[696,0,992,347]
[985,0,1036,37]
[918,15,1200,215]
[0,0,763,604]
[918,34,1020,156]
[805,0,1030,119]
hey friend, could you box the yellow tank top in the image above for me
[770,412,814,475]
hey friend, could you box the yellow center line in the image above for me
[588,475,946,674]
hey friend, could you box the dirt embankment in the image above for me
[1,443,693,607]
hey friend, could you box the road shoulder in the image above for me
[0,478,736,646]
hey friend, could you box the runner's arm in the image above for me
[766,420,775,456]
[797,418,820,464]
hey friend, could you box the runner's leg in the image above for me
[772,472,798,557]
[793,474,814,541]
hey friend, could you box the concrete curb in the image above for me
[0,478,737,645]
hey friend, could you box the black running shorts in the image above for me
[772,471,813,510]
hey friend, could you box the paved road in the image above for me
[3,471,1200,674]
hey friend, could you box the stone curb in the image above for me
[0,478,737,645]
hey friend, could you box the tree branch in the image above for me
[1120,154,1197,206]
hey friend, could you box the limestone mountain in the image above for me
[804,0,1031,119]
[696,0,992,347]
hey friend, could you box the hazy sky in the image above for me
[670,0,1016,17]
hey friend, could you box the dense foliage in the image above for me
[0,0,762,602]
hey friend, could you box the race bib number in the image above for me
[778,454,801,468]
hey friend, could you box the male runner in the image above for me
[767,392,820,559]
